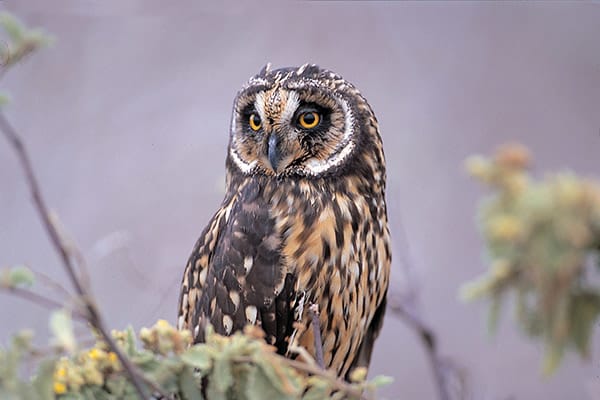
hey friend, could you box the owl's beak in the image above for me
[267,133,282,172]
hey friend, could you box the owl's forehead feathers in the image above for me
[254,89,300,126]
[237,64,353,124]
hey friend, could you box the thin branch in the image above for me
[388,295,449,400]
[308,303,325,369]
[1,286,88,321]
[387,211,457,400]
[0,113,150,399]
[33,269,76,302]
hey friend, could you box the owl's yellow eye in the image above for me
[298,111,320,129]
[249,114,261,131]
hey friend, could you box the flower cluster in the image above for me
[462,143,600,374]
[53,348,121,394]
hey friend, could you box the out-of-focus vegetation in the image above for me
[461,144,600,374]
[0,280,389,400]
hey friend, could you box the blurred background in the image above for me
[0,1,599,399]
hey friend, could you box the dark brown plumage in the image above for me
[177,64,391,379]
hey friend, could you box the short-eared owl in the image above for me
[178,64,391,379]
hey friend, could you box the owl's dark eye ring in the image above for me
[298,111,320,129]
[249,113,261,131]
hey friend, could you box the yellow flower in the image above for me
[54,366,67,379]
[491,259,512,280]
[488,214,523,241]
[87,348,107,361]
[53,381,67,394]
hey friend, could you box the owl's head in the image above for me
[227,64,382,179]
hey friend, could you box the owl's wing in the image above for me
[345,291,387,379]
[178,185,297,355]
[177,204,229,336]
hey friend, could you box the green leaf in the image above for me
[569,291,600,358]
[105,375,129,398]
[0,92,10,107]
[211,356,233,394]
[9,266,35,288]
[542,343,564,376]
[180,346,212,371]
[49,309,76,352]
[368,375,394,388]
[32,358,56,400]
[302,376,331,400]
[11,330,33,351]
[179,366,203,400]
[245,365,292,400]
[124,326,137,356]
[256,357,301,396]
[0,12,24,42]
[487,294,503,335]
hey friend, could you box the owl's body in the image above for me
[178,64,390,378]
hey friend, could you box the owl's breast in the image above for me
[266,176,391,376]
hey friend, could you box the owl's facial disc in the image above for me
[230,72,357,177]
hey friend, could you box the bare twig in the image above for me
[308,303,325,370]
[0,113,153,399]
[33,269,76,301]
[388,294,449,400]
[1,286,88,321]
[386,212,457,400]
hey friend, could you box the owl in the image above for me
[177,63,391,379]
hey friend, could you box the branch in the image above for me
[308,303,325,369]
[0,113,153,399]
[388,294,450,400]
[387,214,458,400]
[1,286,88,321]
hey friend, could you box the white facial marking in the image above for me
[281,91,300,123]
[230,147,257,174]
[304,97,356,175]
[254,91,267,122]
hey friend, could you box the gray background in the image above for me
[1,1,599,399]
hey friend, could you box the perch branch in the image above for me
[388,295,449,400]
[308,303,325,369]
[0,113,157,399]
[386,215,454,400]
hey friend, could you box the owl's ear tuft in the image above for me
[259,62,272,76]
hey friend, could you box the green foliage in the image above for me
[461,144,600,374]
[0,12,52,107]
[0,330,57,400]
[1,265,35,288]
[0,12,52,66]
[0,319,390,399]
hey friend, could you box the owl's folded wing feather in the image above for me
[177,185,297,354]
[177,204,230,339]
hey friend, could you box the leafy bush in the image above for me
[462,144,600,374]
